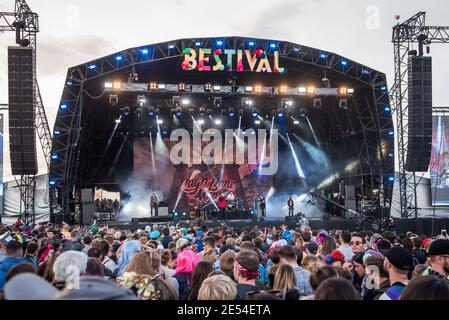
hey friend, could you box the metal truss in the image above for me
[391,12,449,218]
[50,37,394,214]
[0,0,53,220]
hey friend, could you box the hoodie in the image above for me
[0,256,26,289]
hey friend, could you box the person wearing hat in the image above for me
[422,239,449,280]
[379,246,413,300]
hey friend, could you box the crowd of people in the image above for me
[0,218,448,300]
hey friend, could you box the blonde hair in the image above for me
[198,275,237,300]
[273,264,297,292]
[202,250,217,265]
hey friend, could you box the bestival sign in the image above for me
[179,176,237,208]
[181,48,287,73]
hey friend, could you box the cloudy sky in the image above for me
[0,0,448,181]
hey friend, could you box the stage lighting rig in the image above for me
[178,83,186,91]
[339,99,348,110]
[149,82,158,91]
[109,95,119,106]
[242,98,253,106]
[204,83,213,92]
[279,85,288,94]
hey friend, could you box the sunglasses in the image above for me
[350,241,362,245]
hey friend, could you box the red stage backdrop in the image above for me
[133,137,273,213]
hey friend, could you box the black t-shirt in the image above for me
[235,283,259,300]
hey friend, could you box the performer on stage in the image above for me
[287,196,294,217]
[150,192,159,217]
[258,193,266,219]
[217,193,227,220]
[227,191,236,211]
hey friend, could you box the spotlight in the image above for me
[341,60,348,67]
[252,109,259,117]
[293,120,300,125]
[198,119,205,125]
[60,104,68,111]
[157,119,163,124]
[307,86,315,96]
[109,95,118,106]
[88,64,96,70]
[158,84,166,90]
[270,43,276,48]
[168,44,175,49]
[213,97,222,108]
[277,111,284,118]
[339,99,348,110]
[281,98,293,108]
[298,87,306,94]
[113,82,121,90]
[388,131,394,137]
[254,84,262,93]
[255,120,261,125]
[141,48,149,54]
[195,41,201,46]
[214,119,222,125]
[313,98,322,109]
[279,85,288,94]
[149,82,158,91]
[54,130,61,135]
[243,98,253,106]
[320,52,327,59]
[339,87,348,95]
[148,107,155,116]
[216,40,223,46]
[347,88,354,94]
[248,41,255,47]
[245,86,253,93]
[137,95,147,107]
[49,180,57,186]
[388,176,394,182]
[384,106,391,113]
[104,82,113,89]
[204,83,213,92]
[115,55,123,61]
[51,153,58,160]
[178,83,186,91]
[115,119,121,124]
[213,85,221,91]
[181,98,190,106]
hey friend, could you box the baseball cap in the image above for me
[385,246,414,271]
[150,230,161,239]
[306,241,319,254]
[428,239,449,256]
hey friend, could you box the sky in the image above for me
[0,0,449,182]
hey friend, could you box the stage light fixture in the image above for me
[204,83,213,92]
[341,60,348,67]
[216,40,223,46]
[339,99,348,110]
[178,83,186,91]
[254,84,262,93]
[281,98,293,108]
[313,98,322,109]
[104,82,113,89]
[277,110,284,118]
[54,130,61,135]
[181,98,190,106]
[293,120,300,125]
[113,82,121,90]
[157,119,163,124]
[243,98,253,106]
[307,86,315,96]
[149,82,158,91]
[213,97,222,107]
[148,107,155,116]
[279,85,288,94]
[109,95,118,106]
[141,48,149,54]
[214,119,222,125]
[195,41,201,46]
[115,55,123,61]
[320,52,327,59]
[245,86,253,93]
[198,119,205,125]
[137,95,147,107]
[49,180,57,186]
[270,43,276,48]
[213,85,221,91]
[168,44,175,49]
[388,176,394,182]
[88,64,96,70]
[60,104,68,111]
[298,87,306,94]
[339,87,348,95]
[51,153,58,160]
[249,41,255,47]
[255,120,261,125]
[158,84,166,90]
[228,108,235,116]
[388,131,394,137]
[123,107,130,116]
[252,109,259,117]
[347,88,354,94]
[384,106,391,113]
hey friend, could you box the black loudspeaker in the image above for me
[8,46,37,175]
[406,55,432,172]
[81,188,93,224]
